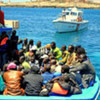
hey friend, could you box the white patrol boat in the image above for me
[53,7,89,33]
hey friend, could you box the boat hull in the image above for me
[53,20,89,33]
[0,76,99,100]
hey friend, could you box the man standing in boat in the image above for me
[62,8,66,20]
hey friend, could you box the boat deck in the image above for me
[0,76,99,100]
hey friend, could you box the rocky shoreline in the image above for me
[0,2,100,9]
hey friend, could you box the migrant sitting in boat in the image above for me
[0,31,96,96]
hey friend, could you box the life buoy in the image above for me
[0,10,5,25]
[51,82,68,95]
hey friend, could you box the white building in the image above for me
[92,0,100,3]
[85,0,100,3]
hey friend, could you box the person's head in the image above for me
[51,42,56,49]
[45,64,51,73]
[49,56,56,61]
[1,31,7,38]
[61,65,69,73]
[30,56,35,63]
[7,62,17,71]
[18,39,23,44]
[12,30,16,36]
[76,47,86,59]
[79,54,87,63]
[30,65,39,74]
[24,38,28,44]
[13,60,19,65]
[19,49,24,57]
[74,45,81,53]
[37,41,41,48]
[53,52,57,57]
[68,45,74,53]
[43,58,49,64]
[61,45,66,52]
[63,74,70,82]
[23,69,30,75]
[50,59,56,65]
[48,53,53,57]
[29,39,34,45]
[19,56,25,64]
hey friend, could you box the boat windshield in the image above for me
[66,12,69,15]
[71,12,77,16]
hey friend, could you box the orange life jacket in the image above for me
[51,82,68,95]
[0,37,8,46]
[77,16,79,22]
[0,10,5,25]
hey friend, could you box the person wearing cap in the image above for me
[3,62,25,96]
[69,54,95,88]
[59,45,70,64]
[51,42,62,61]
[23,65,43,96]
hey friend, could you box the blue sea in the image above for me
[2,7,100,99]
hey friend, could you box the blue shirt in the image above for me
[42,72,54,84]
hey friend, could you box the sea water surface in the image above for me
[2,7,100,99]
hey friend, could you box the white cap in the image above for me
[41,54,48,59]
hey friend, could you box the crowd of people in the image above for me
[0,30,95,96]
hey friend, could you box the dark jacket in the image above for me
[23,73,43,96]
[69,58,95,88]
